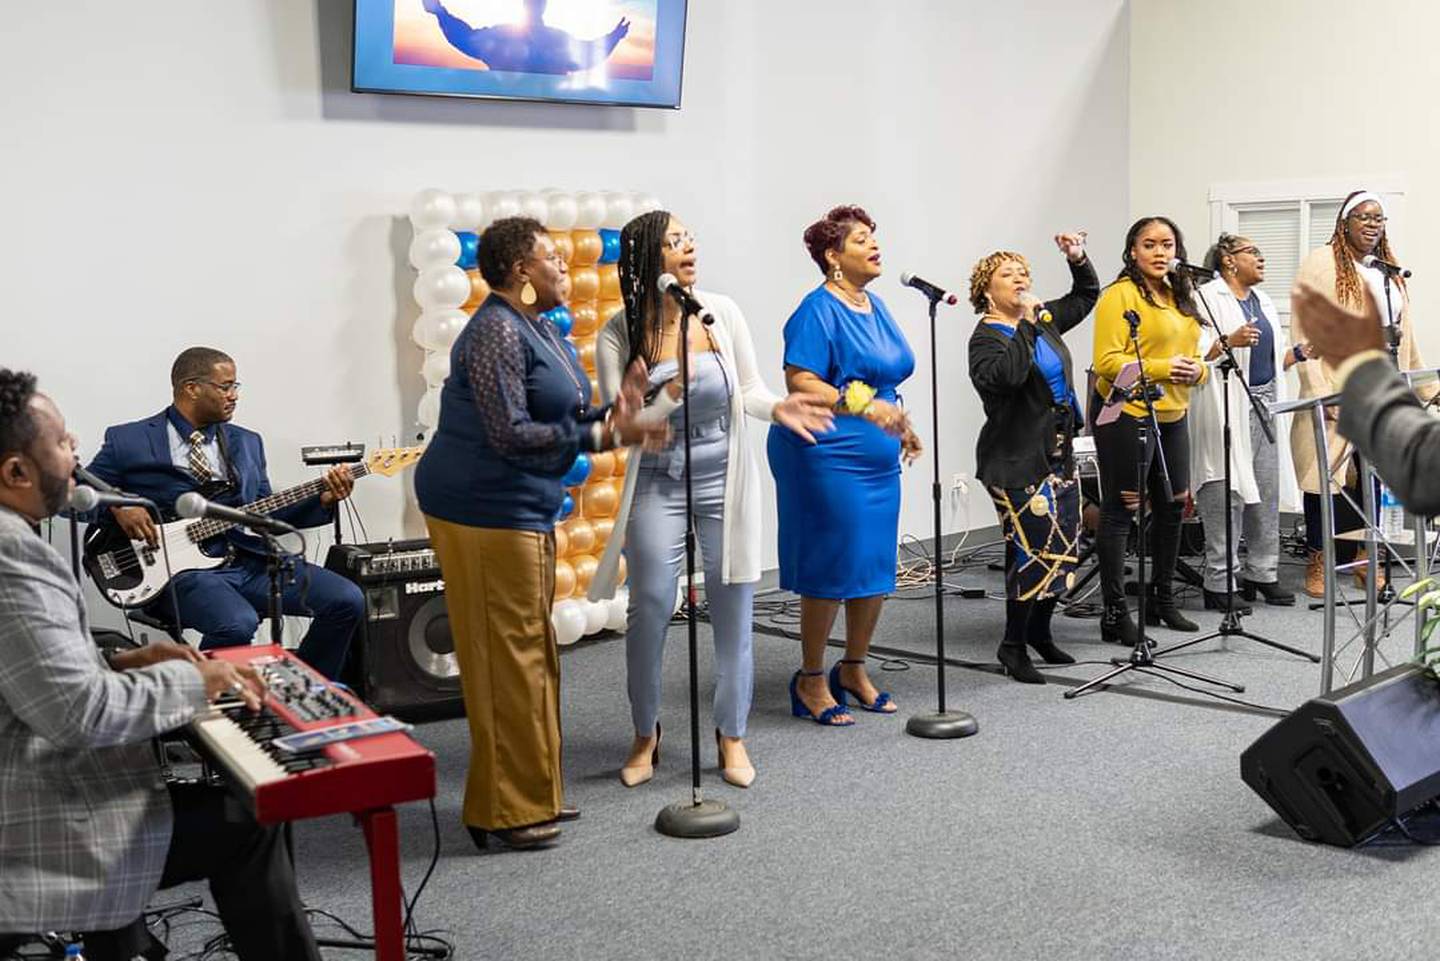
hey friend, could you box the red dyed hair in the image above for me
[802,205,877,276]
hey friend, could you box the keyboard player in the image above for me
[0,369,321,961]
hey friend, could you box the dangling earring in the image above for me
[831,266,843,284]
[520,281,537,306]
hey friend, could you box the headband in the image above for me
[1340,191,1384,220]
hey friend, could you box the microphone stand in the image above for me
[1066,309,1244,700]
[904,285,979,739]
[1151,285,1317,663]
[655,298,740,839]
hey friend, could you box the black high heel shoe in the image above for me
[995,644,1045,684]
[1202,589,1251,615]
[1144,588,1199,631]
[1238,578,1296,606]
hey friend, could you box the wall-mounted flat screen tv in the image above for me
[353,0,687,108]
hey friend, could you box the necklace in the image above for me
[827,280,869,310]
[526,312,586,411]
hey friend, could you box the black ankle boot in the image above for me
[1239,578,1296,606]
[1027,599,1075,665]
[1100,604,1141,647]
[1203,589,1251,615]
[1145,586,1199,631]
[996,643,1045,684]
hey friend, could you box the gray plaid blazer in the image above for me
[0,505,205,931]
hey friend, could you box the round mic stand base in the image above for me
[655,798,740,839]
[906,710,980,740]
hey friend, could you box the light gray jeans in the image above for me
[1196,380,1280,592]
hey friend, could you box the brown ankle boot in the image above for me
[1305,551,1325,598]
[1352,548,1388,590]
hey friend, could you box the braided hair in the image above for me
[1329,190,1403,308]
[0,368,39,460]
[618,209,672,368]
[1115,215,1199,319]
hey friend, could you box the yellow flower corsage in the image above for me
[841,380,877,416]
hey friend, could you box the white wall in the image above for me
[3,0,1128,628]
[1130,0,1440,359]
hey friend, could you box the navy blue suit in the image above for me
[86,408,362,679]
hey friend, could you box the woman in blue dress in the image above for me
[769,205,922,726]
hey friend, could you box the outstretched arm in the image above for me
[425,0,497,62]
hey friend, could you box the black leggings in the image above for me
[1303,483,1380,564]
[1094,412,1191,607]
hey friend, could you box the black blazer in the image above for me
[969,258,1100,489]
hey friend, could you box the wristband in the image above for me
[1292,344,1306,363]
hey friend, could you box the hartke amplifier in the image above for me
[1241,663,1440,846]
[327,541,464,722]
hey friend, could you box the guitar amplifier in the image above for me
[326,540,464,722]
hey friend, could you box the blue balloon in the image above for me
[454,231,479,270]
[599,228,621,265]
[556,492,575,522]
[562,453,591,487]
[546,305,574,337]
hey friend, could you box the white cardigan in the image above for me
[588,289,782,598]
[1190,279,1300,511]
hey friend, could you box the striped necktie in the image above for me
[187,430,212,483]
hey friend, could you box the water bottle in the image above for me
[1380,484,1405,539]
[64,945,85,961]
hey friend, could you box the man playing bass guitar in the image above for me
[85,347,363,679]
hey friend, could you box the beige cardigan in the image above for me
[587,289,782,598]
[1289,245,1432,494]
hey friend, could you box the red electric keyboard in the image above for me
[192,646,436,961]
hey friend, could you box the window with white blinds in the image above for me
[1236,207,1301,318]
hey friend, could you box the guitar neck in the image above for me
[185,462,370,542]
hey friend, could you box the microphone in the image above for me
[67,486,156,513]
[899,272,959,306]
[175,492,296,536]
[656,273,714,325]
[1362,254,1412,279]
[1168,258,1218,279]
[73,465,118,494]
[1019,293,1053,324]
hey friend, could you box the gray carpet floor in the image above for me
[158,551,1440,960]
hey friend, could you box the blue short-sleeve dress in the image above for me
[767,285,916,599]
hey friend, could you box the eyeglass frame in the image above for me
[662,231,695,252]
[1346,212,1388,226]
[188,379,243,395]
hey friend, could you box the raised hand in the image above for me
[772,392,835,444]
[1054,231,1088,263]
[1292,280,1384,365]
[610,17,631,42]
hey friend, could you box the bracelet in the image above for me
[1292,344,1306,363]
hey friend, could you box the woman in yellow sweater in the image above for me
[1091,216,1209,646]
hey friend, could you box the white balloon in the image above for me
[488,191,522,223]
[413,266,470,311]
[574,191,606,230]
[408,229,462,271]
[409,189,456,230]
[602,191,635,230]
[450,192,485,231]
[631,193,663,216]
[519,192,550,223]
[552,600,586,646]
[412,309,468,351]
[545,193,579,231]
[421,350,452,387]
[605,587,629,631]
[417,387,442,430]
[582,599,608,636]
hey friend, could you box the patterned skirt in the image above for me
[988,470,1082,601]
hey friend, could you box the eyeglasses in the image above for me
[1348,213,1387,225]
[663,232,695,252]
[1233,246,1262,258]
[192,380,242,395]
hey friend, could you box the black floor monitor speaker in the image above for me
[1241,663,1440,846]
[326,540,465,722]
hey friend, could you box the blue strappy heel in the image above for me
[789,670,854,726]
[828,659,896,714]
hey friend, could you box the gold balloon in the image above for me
[564,517,596,555]
[589,450,616,479]
[463,269,490,310]
[573,554,599,592]
[570,267,600,303]
[598,264,621,301]
[614,446,630,471]
[577,338,597,374]
[583,480,619,519]
[570,302,599,337]
[592,517,615,549]
[598,298,624,326]
[553,524,570,558]
[571,230,602,266]
[553,559,576,599]
[591,381,602,407]
[549,230,575,265]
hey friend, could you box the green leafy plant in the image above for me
[1401,577,1440,675]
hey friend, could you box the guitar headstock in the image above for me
[366,446,425,476]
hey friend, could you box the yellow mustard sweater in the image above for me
[1092,277,1208,422]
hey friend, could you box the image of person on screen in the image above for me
[422,0,631,75]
